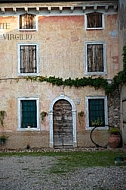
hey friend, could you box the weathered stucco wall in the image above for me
[119,0,126,145]
[0,14,119,79]
[0,2,119,149]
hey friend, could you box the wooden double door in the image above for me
[53,99,73,148]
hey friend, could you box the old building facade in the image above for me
[0,0,120,149]
[119,0,126,146]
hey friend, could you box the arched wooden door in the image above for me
[53,99,73,148]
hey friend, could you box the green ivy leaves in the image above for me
[25,46,126,94]
[25,75,110,93]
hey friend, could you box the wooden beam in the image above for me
[13,7,16,13]
[82,6,86,13]
[114,5,117,11]
[48,6,51,13]
[70,6,74,13]
[94,5,97,11]
[36,7,39,13]
[59,6,63,13]
[24,7,28,13]
[1,8,5,14]
[105,5,109,12]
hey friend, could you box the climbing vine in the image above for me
[25,75,109,91]
[24,46,126,94]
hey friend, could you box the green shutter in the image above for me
[21,100,37,128]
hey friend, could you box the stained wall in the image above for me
[0,2,119,149]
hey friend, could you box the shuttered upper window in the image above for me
[19,14,37,30]
[86,12,104,29]
[18,44,39,76]
[85,42,106,75]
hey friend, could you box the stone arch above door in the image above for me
[49,94,77,148]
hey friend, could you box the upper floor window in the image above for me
[85,42,106,75]
[19,13,37,30]
[86,12,104,29]
[18,44,39,76]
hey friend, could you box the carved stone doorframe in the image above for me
[49,94,77,148]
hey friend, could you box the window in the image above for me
[19,13,37,30]
[18,98,39,130]
[18,44,38,75]
[86,12,104,29]
[85,42,106,75]
[86,96,108,129]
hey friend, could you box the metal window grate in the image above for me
[89,99,105,127]
[21,100,37,128]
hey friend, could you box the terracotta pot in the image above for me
[108,134,121,148]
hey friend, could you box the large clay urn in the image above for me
[108,127,122,148]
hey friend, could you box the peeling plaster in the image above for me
[109,30,118,37]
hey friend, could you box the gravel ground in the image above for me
[0,155,126,190]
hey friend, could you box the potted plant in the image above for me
[0,110,8,147]
[0,135,8,145]
[40,111,48,122]
[78,111,84,126]
[0,110,6,127]
[108,127,122,148]
[92,118,103,127]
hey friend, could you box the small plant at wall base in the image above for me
[0,111,7,127]
[0,111,8,147]
[0,135,8,145]
[40,111,48,122]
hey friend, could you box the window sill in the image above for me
[19,29,37,32]
[84,72,107,76]
[17,73,40,77]
[86,126,109,130]
[86,27,104,30]
[17,128,40,132]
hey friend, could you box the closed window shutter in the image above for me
[20,14,36,29]
[87,12,102,28]
[87,44,103,72]
[20,45,37,73]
